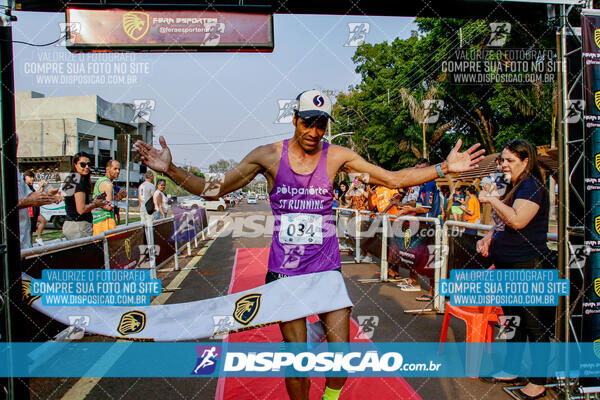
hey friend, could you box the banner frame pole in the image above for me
[200,210,205,241]
[174,236,180,271]
[103,237,110,269]
[558,10,573,398]
[186,213,192,256]
[434,218,442,313]
[125,133,130,226]
[0,11,31,399]
[381,214,389,281]
[355,210,361,263]
[440,222,450,315]
[147,218,157,280]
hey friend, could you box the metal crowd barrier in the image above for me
[333,207,443,311]
[332,212,559,315]
[21,220,148,262]
[169,214,222,271]
[333,208,361,263]
[362,213,442,314]
[21,212,222,279]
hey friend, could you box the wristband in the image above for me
[435,163,445,178]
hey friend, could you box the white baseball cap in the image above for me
[295,90,335,121]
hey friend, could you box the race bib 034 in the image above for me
[279,213,323,245]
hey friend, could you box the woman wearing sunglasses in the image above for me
[62,153,108,240]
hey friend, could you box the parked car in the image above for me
[180,196,227,211]
[40,201,66,229]
[247,196,257,204]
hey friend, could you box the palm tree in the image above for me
[506,81,557,147]
[399,87,453,159]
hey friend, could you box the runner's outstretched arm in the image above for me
[340,139,485,188]
[135,136,264,200]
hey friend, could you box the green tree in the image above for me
[334,17,556,170]
[209,159,238,173]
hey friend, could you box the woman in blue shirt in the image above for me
[477,139,552,400]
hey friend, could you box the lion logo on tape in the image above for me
[233,293,261,325]
[595,154,600,174]
[404,228,411,250]
[595,216,600,236]
[595,29,600,48]
[595,91,600,112]
[122,12,150,41]
[594,339,600,360]
[117,310,147,335]
[21,279,41,306]
[595,278,600,298]
[125,237,132,260]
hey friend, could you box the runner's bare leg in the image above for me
[319,307,351,390]
[280,317,310,400]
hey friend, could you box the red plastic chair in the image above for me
[439,303,504,343]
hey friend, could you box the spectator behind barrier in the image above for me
[492,154,509,196]
[62,153,108,241]
[450,185,466,221]
[16,133,62,249]
[92,159,126,236]
[396,158,441,302]
[334,181,349,208]
[153,179,169,220]
[479,177,499,226]
[24,170,48,246]
[346,177,369,211]
[373,185,401,216]
[138,170,156,226]
[439,185,450,221]
[334,180,354,252]
[461,185,481,235]
[477,139,554,398]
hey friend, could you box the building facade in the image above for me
[16,91,153,184]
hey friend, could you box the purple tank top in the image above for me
[268,139,340,275]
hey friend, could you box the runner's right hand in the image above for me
[134,136,172,173]
[25,189,62,207]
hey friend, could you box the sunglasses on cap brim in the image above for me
[299,116,329,128]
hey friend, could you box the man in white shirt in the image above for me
[138,171,156,226]
[137,170,157,273]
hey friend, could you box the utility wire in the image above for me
[167,131,292,146]
[11,35,67,47]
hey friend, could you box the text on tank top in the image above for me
[267,139,341,275]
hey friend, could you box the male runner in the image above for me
[92,159,125,235]
[135,89,484,400]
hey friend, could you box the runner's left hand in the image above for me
[445,139,486,173]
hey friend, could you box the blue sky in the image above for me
[13,11,416,170]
